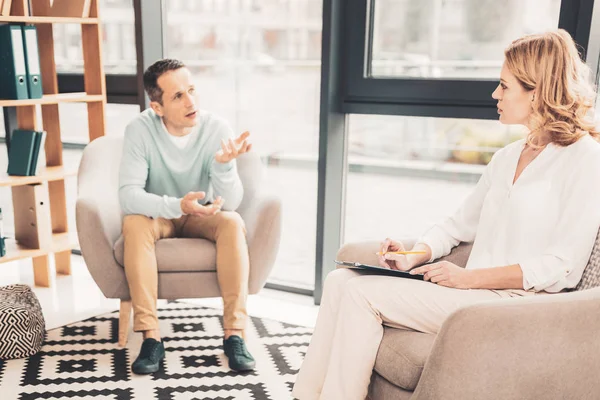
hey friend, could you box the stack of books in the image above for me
[7,130,46,176]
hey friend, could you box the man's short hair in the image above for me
[143,59,186,104]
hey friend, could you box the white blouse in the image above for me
[417,134,600,293]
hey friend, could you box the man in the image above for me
[118,59,255,374]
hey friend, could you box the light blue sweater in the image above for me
[118,109,243,219]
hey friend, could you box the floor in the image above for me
[0,254,319,332]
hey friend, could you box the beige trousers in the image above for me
[122,211,249,332]
[292,267,536,400]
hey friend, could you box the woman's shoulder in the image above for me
[574,133,600,149]
[562,134,600,176]
[563,133,600,159]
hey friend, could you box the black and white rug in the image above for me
[0,302,312,399]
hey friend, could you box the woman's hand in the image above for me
[410,261,474,289]
[378,238,411,271]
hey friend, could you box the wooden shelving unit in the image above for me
[0,93,104,107]
[0,166,77,187]
[0,0,106,287]
[0,16,99,24]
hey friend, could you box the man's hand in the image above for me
[180,192,225,216]
[378,238,411,271]
[214,131,252,164]
[409,261,474,289]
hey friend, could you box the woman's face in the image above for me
[491,63,534,127]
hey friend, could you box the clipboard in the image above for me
[335,260,425,281]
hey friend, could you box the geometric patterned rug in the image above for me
[0,302,312,399]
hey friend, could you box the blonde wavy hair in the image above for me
[504,29,599,147]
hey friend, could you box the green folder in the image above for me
[28,130,46,176]
[22,25,43,99]
[7,130,37,176]
[0,25,29,100]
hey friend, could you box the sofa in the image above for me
[335,236,600,400]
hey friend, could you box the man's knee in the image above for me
[122,214,154,239]
[216,211,246,232]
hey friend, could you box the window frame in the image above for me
[341,0,595,119]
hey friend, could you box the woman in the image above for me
[292,29,600,400]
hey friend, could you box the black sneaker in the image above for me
[223,335,256,372]
[131,338,165,375]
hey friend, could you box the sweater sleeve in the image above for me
[118,123,183,219]
[519,150,600,292]
[208,119,244,211]
[415,149,501,262]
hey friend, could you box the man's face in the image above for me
[151,67,199,128]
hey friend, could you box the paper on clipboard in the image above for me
[334,260,425,281]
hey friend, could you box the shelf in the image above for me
[0,232,78,264]
[0,93,104,107]
[0,166,77,187]
[0,16,99,24]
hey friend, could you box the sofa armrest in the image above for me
[437,242,473,268]
[238,193,282,294]
[412,287,600,400]
[76,197,130,299]
[335,240,472,268]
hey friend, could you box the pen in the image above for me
[375,251,427,255]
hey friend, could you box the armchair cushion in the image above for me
[374,329,436,391]
[575,228,600,291]
[113,236,217,273]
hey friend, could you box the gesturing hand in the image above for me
[180,192,225,216]
[378,238,411,271]
[409,261,473,289]
[214,131,252,164]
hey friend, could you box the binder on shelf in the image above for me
[21,25,43,99]
[29,130,46,176]
[12,183,52,249]
[49,0,91,18]
[7,129,36,176]
[0,24,28,100]
[7,129,46,176]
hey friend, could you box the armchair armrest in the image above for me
[239,193,282,294]
[412,288,600,400]
[76,196,130,299]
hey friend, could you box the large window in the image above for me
[370,0,561,79]
[344,114,526,243]
[53,0,136,74]
[165,0,323,290]
[58,103,140,144]
[341,0,593,118]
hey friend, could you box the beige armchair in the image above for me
[76,136,282,346]
[336,239,600,400]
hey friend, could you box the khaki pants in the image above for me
[292,267,537,400]
[122,211,249,332]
